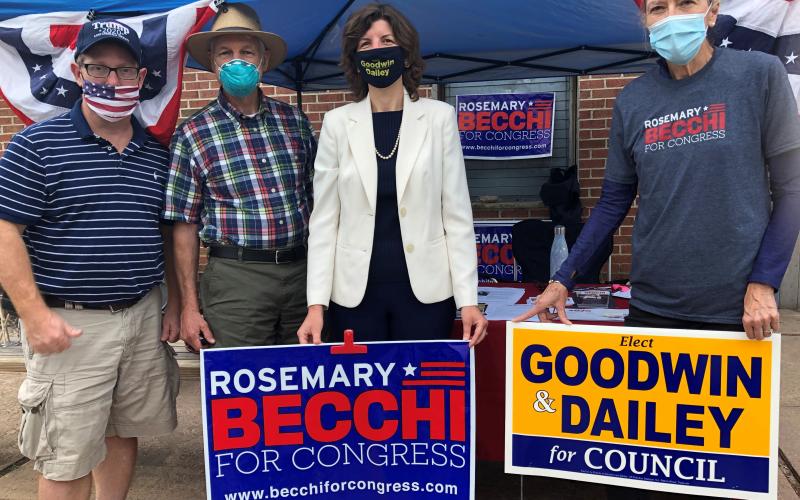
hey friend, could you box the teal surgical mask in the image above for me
[648,4,713,65]
[219,59,261,97]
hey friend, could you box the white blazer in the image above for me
[306,92,478,309]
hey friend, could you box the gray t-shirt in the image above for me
[606,48,800,323]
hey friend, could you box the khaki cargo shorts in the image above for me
[17,287,179,481]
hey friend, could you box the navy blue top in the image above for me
[368,110,409,284]
[0,100,170,304]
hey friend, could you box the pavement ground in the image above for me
[0,311,798,499]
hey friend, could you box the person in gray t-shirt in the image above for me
[517,0,800,341]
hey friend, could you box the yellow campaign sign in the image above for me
[504,323,780,499]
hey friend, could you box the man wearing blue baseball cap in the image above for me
[0,19,180,499]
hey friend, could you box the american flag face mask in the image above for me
[82,81,140,122]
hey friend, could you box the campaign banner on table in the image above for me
[505,323,780,499]
[457,92,555,160]
[202,340,474,500]
[474,220,522,282]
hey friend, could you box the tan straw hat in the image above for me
[186,3,287,72]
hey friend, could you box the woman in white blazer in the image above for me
[297,4,488,346]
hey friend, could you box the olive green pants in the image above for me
[200,257,307,348]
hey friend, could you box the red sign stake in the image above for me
[330,329,368,355]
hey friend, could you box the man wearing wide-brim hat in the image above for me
[164,3,316,350]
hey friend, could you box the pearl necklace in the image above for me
[375,129,401,160]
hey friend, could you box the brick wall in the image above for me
[0,69,636,280]
[0,102,26,152]
[577,75,638,281]
[472,205,551,220]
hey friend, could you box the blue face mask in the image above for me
[218,59,261,97]
[648,4,712,66]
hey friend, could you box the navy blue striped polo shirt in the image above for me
[0,99,169,305]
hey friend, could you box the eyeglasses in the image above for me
[82,63,140,81]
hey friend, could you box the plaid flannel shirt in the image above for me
[163,90,316,249]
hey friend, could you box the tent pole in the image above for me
[294,60,303,109]
[435,82,446,102]
[300,0,356,76]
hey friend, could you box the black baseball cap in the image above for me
[75,20,142,66]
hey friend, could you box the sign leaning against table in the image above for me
[506,322,780,499]
[474,220,522,282]
[202,340,475,500]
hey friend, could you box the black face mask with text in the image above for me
[355,46,404,88]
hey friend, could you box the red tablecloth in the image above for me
[452,283,628,462]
